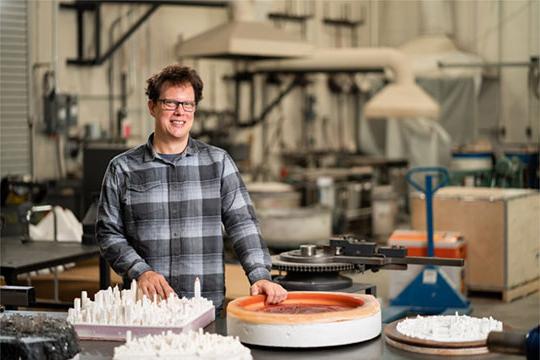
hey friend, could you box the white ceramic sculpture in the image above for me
[113,328,252,360]
[396,313,503,342]
[67,278,213,327]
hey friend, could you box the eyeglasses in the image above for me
[158,98,196,112]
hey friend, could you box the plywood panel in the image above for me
[506,194,540,287]
[225,264,280,300]
[411,196,505,289]
[225,264,251,300]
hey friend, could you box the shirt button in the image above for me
[173,232,178,237]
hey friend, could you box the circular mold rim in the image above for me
[227,291,380,325]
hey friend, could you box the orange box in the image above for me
[388,230,466,258]
[388,230,467,297]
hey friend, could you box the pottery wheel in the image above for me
[226,292,381,348]
[384,320,494,356]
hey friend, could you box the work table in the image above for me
[76,318,521,360]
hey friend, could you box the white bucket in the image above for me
[371,186,398,241]
[257,207,332,250]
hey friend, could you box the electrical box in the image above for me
[43,93,78,134]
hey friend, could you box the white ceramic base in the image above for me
[75,307,215,341]
[227,309,381,348]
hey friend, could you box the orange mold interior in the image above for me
[227,292,379,324]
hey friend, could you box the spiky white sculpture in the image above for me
[113,328,252,360]
[67,278,213,327]
[396,313,503,342]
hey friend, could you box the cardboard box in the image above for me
[411,187,540,292]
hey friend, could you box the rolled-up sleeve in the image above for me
[220,153,272,284]
[96,162,151,280]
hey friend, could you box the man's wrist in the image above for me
[247,267,272,285]
[128,261,152,280]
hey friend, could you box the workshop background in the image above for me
[0,0,539,357]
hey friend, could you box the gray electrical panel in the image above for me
[43,93,78,135]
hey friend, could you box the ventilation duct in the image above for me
[177,1,312,60]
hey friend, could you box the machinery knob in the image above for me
[300,244,317,257]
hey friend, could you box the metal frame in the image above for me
[59,0,228,66]
[234,73,306,129]
[233,69,383,130]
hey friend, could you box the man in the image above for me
[96,64,287,312]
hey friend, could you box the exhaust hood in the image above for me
[176,1,312,60]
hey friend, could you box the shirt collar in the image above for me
[144,133,199,162]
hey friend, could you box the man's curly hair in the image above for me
[145,65,203,104]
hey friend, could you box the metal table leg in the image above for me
[99,256,110,290]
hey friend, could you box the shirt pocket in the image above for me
[127,181,166,221]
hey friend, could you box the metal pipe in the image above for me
[28,2,36,180]
[77,8,84,59]
[98,4,159,64]
[249,76,255,128]
[234,73,241,126]
[52,266,60,302]
[353,90,362,153]
[260,81,268,180]
[425,175,434,258]
[75,0,227,6]
[438,61,536,68]
[95,3,101,60]
[56,135,66,178]
[237,76,301,128]
[51,0,58,91]
[117,71,128,138]
[252,48,415,85]
[108,12,124,138]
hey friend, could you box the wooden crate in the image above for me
[410,187,540,295]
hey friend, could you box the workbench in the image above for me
[76,318,521,360]
[0,311,523,359]
[0,237,110,302]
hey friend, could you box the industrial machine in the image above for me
[272,235,464,320]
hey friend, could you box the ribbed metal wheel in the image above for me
[271,255,355,272]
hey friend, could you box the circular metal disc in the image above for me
[272,255,355,272]
[279,248,335,264]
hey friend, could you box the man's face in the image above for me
[148,82,195,144]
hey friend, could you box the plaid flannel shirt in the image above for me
[96,134,272,309]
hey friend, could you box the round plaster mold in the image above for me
[227,291,381,348]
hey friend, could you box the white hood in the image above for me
[177,1,312,59]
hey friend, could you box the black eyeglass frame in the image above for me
[157,98,196,112]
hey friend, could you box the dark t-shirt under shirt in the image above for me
[159,153,182,162]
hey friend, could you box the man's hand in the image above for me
[137,271,175,300]
[250,279,287,305]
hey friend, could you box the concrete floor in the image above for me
[470,291,539,331]
[349,270,539,332]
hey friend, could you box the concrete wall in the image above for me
[29,0,539,180]
[31,1,230,179]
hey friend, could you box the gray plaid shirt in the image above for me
[96,134,272,309]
